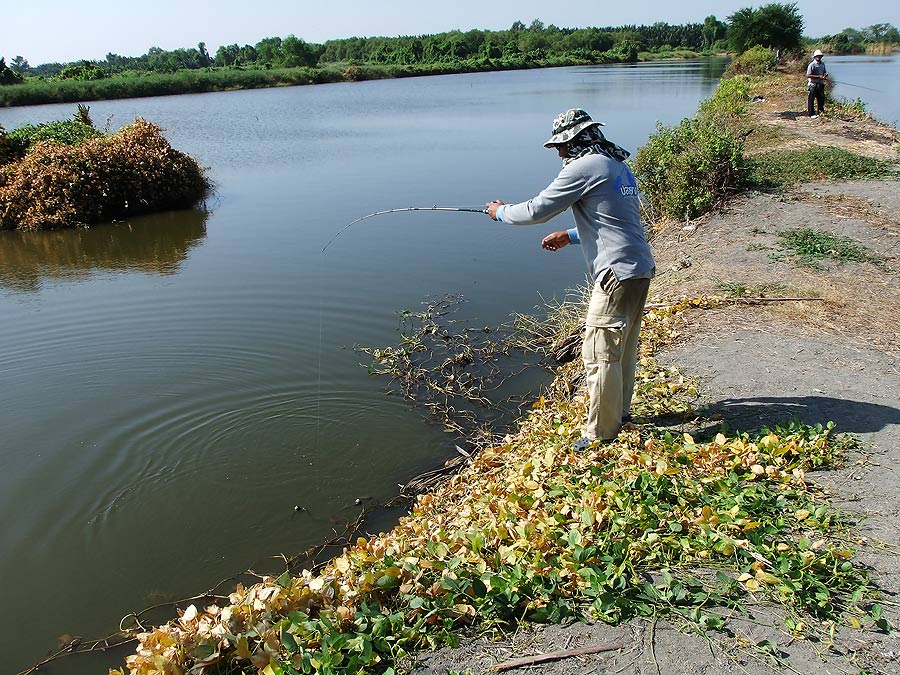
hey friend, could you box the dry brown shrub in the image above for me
[0,119,209,231]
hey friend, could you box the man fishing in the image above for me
[806,49,827,118]
[486,108,655,449]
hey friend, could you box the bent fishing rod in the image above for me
[322,206,488,253]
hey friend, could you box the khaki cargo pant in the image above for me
[581,269,651,441]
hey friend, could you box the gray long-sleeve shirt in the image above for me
[806,58,826,85]
[496,152,655,284]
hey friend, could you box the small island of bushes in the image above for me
[0,105,209,231]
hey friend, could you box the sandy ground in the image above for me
[408,102,900,674]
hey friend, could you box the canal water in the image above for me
[0,60,734,673]
[827,53,900,126]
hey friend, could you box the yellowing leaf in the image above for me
[683,433,695,444]
[755,571,780,585]
[744,578,761,592]
[794,509,811,521]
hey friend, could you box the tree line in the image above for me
[1,3,898,87]
[5,17,728,82]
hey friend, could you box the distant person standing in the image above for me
[806,49,827,118]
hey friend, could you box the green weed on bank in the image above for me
[750,146,897,189]
[776,228,884,268]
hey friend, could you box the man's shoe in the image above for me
[572,437,593,452]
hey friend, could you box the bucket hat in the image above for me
[544,108,604,147]
[813,49,824,57]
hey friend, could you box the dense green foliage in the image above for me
[3,19,720,89]
[0,57,24,85]
[633,116,748,221]
[4,118,100,157]
[727,2,804,54]
[58,60,108,81]
[815,23,900,54]
[634,74,752,222]
[726,45,777,76]
[698,76,752,120]
[0,11,894,106]
[0,67,348,106]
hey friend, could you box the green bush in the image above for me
[698,75,752,121]
[1,109,101,164]
[633,117,748,221]
[726,45,776,76]
[0,124,17,164]
[58,61,108,81]
[7,119,100,149]
[0,57,24,85]
[0,119,209,230]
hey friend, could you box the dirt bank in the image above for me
[410,78,900,675]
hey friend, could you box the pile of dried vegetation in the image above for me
[0,109,209,231]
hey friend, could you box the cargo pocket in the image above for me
[583,316,625,364]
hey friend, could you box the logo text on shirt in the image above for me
[615,170,638,197]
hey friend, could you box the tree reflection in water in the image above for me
[0,208,208,293]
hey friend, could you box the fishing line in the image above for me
[831,80,885,94]
[315,205,488,456]
[321,206,488,253]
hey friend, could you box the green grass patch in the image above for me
[717,281,787,297]
[776,228,883,267]
[750,146,897,189]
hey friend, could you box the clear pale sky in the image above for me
[3,0,898,65]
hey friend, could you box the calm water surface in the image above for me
[0,60,730,673]
[828,53,900,125]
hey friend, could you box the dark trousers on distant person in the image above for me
[807,83,825,116]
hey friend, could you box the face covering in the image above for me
[562,126,631,165]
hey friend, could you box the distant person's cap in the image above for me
[813,49,824,57]
[544,108,604,147]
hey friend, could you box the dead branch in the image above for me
[493,643,625,671]
[645,296,824,309]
